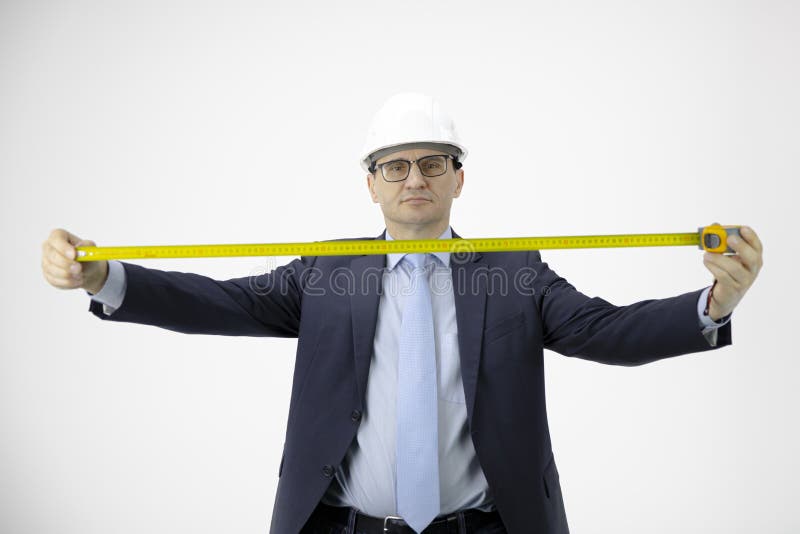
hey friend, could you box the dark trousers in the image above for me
[300,501,508,534]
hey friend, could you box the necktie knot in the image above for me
[404,253,427,270]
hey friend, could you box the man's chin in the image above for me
[389,214,435,227]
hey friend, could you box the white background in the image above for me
[1,1,797,532]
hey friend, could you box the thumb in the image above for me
[63,230,84,246]
[59,230,84,261]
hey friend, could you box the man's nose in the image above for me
[404,164,428,188]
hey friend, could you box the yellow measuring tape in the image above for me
[76,224,740,262]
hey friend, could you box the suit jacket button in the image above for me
[322,465,334,478]
[351,410,362,422]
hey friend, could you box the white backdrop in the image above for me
[1,1,797,533]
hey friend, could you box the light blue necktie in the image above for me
[396,253,440,533]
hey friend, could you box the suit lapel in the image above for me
[450,230,487,424]
[349,232,386,409]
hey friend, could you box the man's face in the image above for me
[366,147,464,232]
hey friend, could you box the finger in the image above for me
[703,254,744,289]
[47,245,75,270]
[50,227,82,246]
[47,237,75,261]
[703,261,740,291]
[42,247,82,276]
[48,228,81,260]
[739,226,763,255]
[725,233,760,274]
[706,252,751,285]
[46,240,81,267]
[43,262,82,283]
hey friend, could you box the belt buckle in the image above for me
[382,515,404,533]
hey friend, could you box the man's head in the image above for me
[360,93,467,238]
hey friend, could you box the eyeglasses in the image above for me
[375,154,457,182]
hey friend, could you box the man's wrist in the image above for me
[703,280,727,322]
[83,262,109,295]
[707,302,727,322]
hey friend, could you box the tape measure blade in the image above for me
[75,231,703,260]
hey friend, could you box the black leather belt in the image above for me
[314,502,502,533]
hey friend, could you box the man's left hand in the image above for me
[702,225,763,321]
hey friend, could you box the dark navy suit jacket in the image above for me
[88,229,731,533]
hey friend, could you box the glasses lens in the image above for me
[419,155,448,177]
[381,160,410,182]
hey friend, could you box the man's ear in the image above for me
[453,168,464,198]
[367,174,379,203]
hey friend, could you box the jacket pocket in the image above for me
[543,454,559,499]
[542,454,571,533]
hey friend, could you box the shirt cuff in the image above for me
[696,286,732,347]
[87,260,127,315]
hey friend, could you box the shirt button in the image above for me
[322,465,334,478]
[351,409,362,422]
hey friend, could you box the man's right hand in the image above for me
[41,228,109,295]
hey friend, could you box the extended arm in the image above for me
[532,251,732,366]
[87,257,315,338]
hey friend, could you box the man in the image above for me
[41,93,763,534]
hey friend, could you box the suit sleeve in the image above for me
[87,256,317,338]
[530,251,732,366]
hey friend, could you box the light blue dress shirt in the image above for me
[89,228,730,517]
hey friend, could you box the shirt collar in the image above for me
[385,226,452,271]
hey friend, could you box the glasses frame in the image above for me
[373,154,460,182]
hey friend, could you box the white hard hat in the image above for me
[359,92,468,172]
